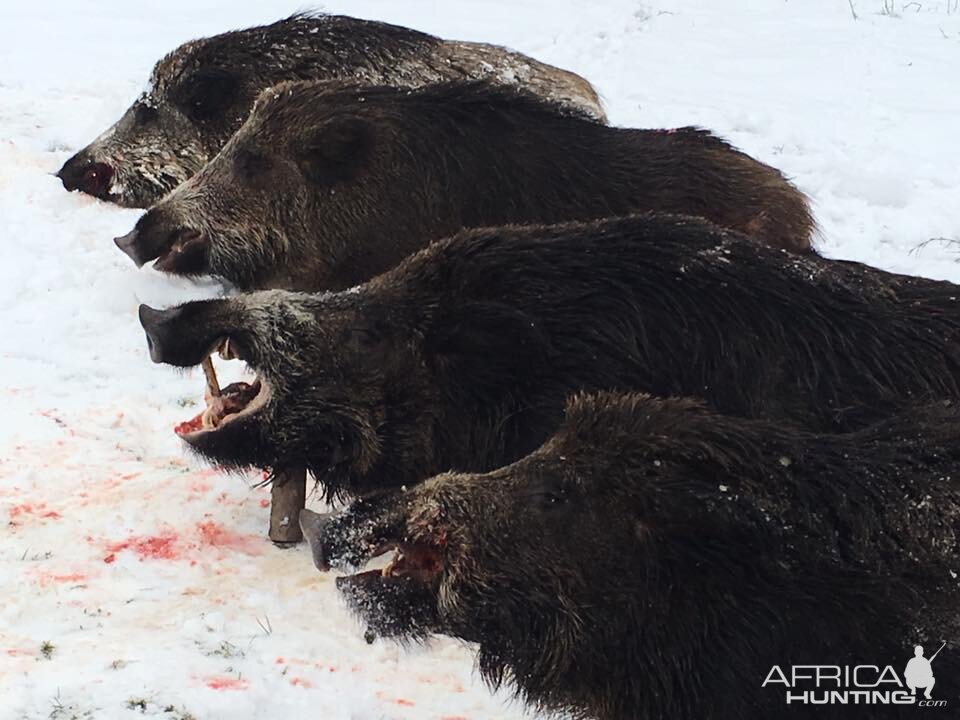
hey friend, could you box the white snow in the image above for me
[1,1,959,718]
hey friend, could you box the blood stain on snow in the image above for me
[6,648,36,657]
[196,520,262,556]
[105,531,180,561]
[8,503,31,519]
[376,691,415,707]
[289,677,313,688]
[8,502,61,523]
[259,498,270,508]
[187,480,211,494]
[35,571,88,587]
[278,656,308,666]
[214,491,243,506]
[205,676,248,691]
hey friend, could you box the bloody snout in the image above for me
[57,153,115,199]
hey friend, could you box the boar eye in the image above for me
[529,485,571,511]
[134,103,159,125]
[544,492,567,506]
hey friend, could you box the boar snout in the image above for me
[58,154,115,199]
[300,508,335,572]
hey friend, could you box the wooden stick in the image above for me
[201,356,221,398]
[269,466,307,545]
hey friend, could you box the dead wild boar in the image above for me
[136,214,960,499]
[58,13,604,207]
[309,391,960,720]
[115,80,814,290]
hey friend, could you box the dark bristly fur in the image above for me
[58,13,604,207]
[120,80,814,290]
[138,214,960,500]
[315,392,960,720]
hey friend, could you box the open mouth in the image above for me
[334,538,446,640]
[304,501,449,639]
[174,338,270,438]
[338,540,445,587]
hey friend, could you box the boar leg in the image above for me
[269,466,307,545]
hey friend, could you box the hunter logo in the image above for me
[762,643,948,708]
[905,644,946,701]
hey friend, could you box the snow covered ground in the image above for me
[1,1,958,718]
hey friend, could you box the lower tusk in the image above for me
[202,356,221,398]
[219,338,236,361]
[382,550,401,577]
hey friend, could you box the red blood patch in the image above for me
[106,531,179,561]
[174,414,203,436]
[376,692,415,707]
[205,676,248,690]
[8,502,61,522]
[196,520,261,555]
[35,571,87,587]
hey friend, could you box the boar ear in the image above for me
[298,117,374,186]
[174,67,242,122]
[426,301,549,381]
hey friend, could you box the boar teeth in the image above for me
[382,549,403,577]
[219,338,237,361]
[201,356,221,398]
[201,406,219,430]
